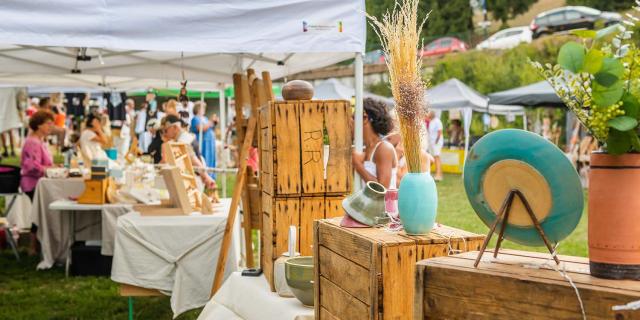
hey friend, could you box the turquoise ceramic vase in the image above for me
[398,172,438,235]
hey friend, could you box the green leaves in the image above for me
[572,29,597,39]
[607,128,631,155]
[593,81,624,107]
[621,93,640,119]
[583,49,604,74]
[594,58,624,87]
[558,42,585,73]
[596,23,621,40]
[607,116,638,131]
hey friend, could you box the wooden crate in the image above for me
[314,218,485,320]
[415,249,640,320]
[261,194,347,291]
[259,100,352,197]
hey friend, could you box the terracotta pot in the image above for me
[588,152,640,280]
[281,80,314,100]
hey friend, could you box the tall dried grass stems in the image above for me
[367,0,429,173]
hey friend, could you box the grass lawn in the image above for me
[0,170,587,319]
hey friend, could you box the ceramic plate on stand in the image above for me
[463,129,583,246]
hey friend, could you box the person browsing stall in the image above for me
[161,114,217,190]
[426,110,444,181]
[21,110,56,255]
[351,98,398,189]
[79,112,109,164]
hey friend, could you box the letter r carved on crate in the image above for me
[302,130,323,166]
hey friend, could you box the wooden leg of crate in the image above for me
[242,171,255,268]
[211,114,258,297]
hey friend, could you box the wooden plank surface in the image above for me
[415,250,640,320]
[300,197,325,256]
[325,100,352,194]
[318,220,373,269]
[300,101,325,194]
[274,198,300,258]
[119,284,163,297]
[325,196,346,219]
[320,277,370,320]
[381,245,416,320]
[273,101,301,195]
[319,246,371,304]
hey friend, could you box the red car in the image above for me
[421,37,467,57]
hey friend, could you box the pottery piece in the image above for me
[285,256,314,306]
[282,80,314,100]
[463,129,583,246]
[588,152,640,280]
[342,181,387,226]
[398,172,437,235]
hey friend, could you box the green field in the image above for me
[0,171,587,319]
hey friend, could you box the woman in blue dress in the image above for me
[190,102,217,179]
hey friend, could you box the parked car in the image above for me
[421,37,467,57]
[530,6,621,39]
[476,27,532,50]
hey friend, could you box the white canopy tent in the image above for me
[0,0,368,189]
[426,78,526,157]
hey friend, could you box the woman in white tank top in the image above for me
[352,98,398,189]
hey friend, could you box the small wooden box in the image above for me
[261,194,346,291]
[77,179,108,204]
[415,249,640,320]
[314,218,485,320]
[259,100,352,197]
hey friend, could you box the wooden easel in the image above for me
[474,189,560,267]
[210,70,272,295]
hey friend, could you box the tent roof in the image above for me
[488,80,564,107]
[426,78,489,111]
[0,0,366,89]
[314,78,395,106]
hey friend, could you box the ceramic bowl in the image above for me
[284,256,314,306]
[45,168,69,179]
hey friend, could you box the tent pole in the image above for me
[354,52,364,191]
[523,112,528,131]
[218,83,227,197]
[199,91,205,155]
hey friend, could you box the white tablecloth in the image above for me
[4,193,32,230]
[111,198,240,318]
[31,178,89,269]
[198,272,314,320]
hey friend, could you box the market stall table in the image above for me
[111,198,241,318]
[31,177,89,269]
[198,272,314,320]
[49,199,133,276]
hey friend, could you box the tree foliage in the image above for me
[365,0,473,51]
[566,0,635,11]
[430,36,572,94]
[486,0,537,24]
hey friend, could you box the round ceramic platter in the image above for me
[463,129,583,246]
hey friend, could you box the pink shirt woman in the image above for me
[21,110,55,197]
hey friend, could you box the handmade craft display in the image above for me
[367,0,436,235]
[463,129,583,265]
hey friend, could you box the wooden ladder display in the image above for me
[210,70,272,295]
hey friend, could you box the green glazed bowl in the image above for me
[284,256,314,306]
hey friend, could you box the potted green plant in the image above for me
[532,8,640,279]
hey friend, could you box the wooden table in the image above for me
[415,249,640,319]
[313,218,485,320]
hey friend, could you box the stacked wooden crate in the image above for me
[259,99,352,290]
[313,218,485,320]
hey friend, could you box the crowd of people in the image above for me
[17,90,224,254]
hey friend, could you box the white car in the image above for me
[476,27,533,50]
